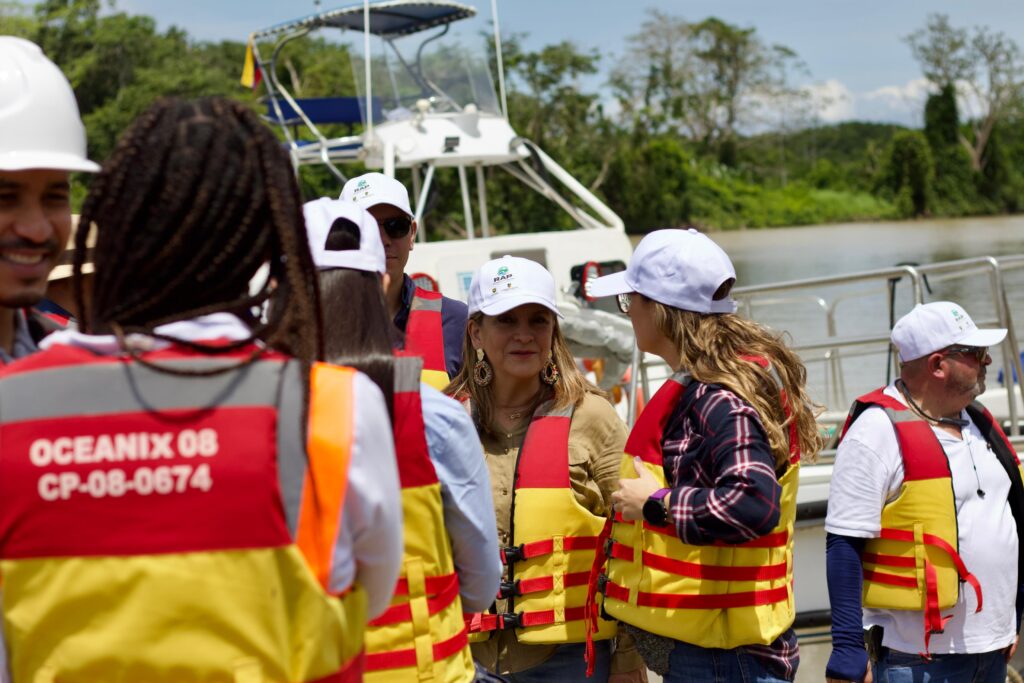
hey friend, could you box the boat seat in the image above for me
[264,97,382,126]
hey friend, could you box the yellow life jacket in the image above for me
[364,357,473,683]
[599,359,799,649]
[839,388,1022,651]
[405,287,450,391]
[465,401,617,645]
[0,346,366,682]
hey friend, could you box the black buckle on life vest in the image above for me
[498,579,522,598]
[496,612,522,630]
[603,536,614,558]
[597,573,608,595]
[501,544,525,564]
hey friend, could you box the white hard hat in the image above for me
[0,36,100,173]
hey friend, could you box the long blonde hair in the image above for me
[445,312,605,434]
[652,303,823,467]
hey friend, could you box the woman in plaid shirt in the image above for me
[590,229,822,683]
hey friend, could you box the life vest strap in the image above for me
[465,607,590,634]
[368,573,460,627]
[614,512,790,549]
[390,572,458,598]
[363,625,468,671]
[313,650,365,683]
[863,552,916,568]
[603,579,791,610]
[607,542,788,582]
[862,568,918,589]
[500,535,600,564]
[497,571,592,599]
[876,528,983,611]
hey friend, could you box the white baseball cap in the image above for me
[467,256,562,318]
[891,301,1007,362]
[339,172,413,218]
[589,228,738,314]
[303,198,385,274]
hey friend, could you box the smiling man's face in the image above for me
[0,169,72,308]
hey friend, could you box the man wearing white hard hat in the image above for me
[305,198,500,683]
[340,172,468,389]
[826,301,1023,683]
[0,36,99,361]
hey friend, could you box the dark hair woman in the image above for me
[590,228,821,683]
[305,197,500,683]
[0,97,402,681]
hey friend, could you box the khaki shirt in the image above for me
[471,392,641,675]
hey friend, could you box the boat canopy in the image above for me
[252,0,477,41]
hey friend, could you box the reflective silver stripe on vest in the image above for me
[410,293,442,313]
[0,354,312,539]
[0,358,285,423]
[667,371,691,388]
[394,356,423,393]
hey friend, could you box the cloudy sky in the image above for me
[115,0,1024,128]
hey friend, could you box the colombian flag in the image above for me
[240,37,262,89]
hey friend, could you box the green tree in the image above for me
[880,131,934,217]
[906,13,1023,172]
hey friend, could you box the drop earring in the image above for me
[473,348,493,386]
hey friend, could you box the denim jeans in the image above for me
[664,640,792,683]
[503,642,611,683]
[872,648,1007,683]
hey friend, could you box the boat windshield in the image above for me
[352,27,500,123]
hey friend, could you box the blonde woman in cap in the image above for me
[304,198,501,683]
[446,256,646,682]
[588,229,821,683]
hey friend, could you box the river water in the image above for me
[631,216,1024,410]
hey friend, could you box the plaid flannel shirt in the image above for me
[661,380,799,681]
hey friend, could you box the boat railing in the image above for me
[628,255,1024,442]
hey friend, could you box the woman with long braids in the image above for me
[303,196,500,683]
[446,256,646,683]
[587,229,821,683]
[0,97,402,681]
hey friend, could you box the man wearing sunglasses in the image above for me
[825,301,1024,683]
[341,173,467,389]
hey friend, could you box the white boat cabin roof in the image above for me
[253,0,477,40]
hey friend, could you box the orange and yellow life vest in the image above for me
[599,358,799,650]
[405,287,449,391]
[0,344,366,682]
[465,402,617,645]
[838,389,1022,651]
[364,356,473,683]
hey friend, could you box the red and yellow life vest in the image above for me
[599,359,799,649]
[465,402,617,645]
[364,356,473,683]
[406,287,449,391]
[838,389,1021,651]
[0,344,366,682]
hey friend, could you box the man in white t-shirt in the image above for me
[825,301,1023,683]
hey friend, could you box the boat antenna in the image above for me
[364,0,373,142]
[491,0,508,118]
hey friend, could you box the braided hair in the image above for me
[73,96,323,364]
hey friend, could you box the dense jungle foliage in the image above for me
[3,1,1022,235]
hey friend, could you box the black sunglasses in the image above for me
[942,345,988,363]
[379,216,413,239]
